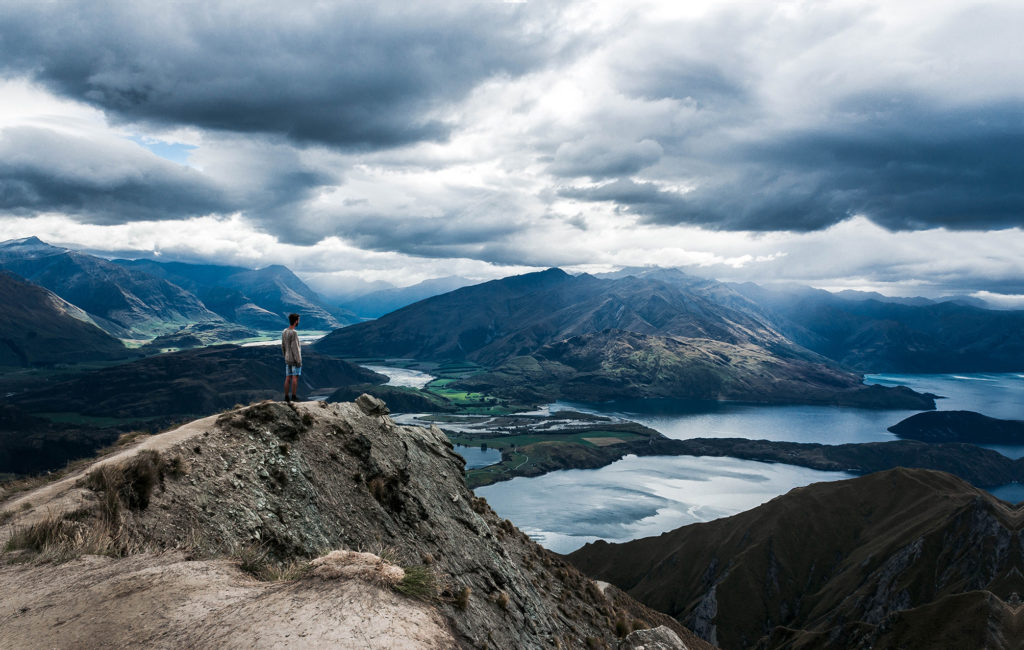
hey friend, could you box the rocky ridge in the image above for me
[0,396,709,649]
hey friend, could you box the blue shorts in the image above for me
[285,364,302,377]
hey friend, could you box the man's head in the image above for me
[289,313,300,326]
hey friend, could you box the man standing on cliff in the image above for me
[282,313,301,402]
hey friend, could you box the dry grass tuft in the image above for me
[112,431,150,449]
[233,543,311,581]
[614,616,630,638]
[85,449,176,516]
[3,509,135,562]
[469,496,489,514]
[494,590,510,610]
[0,428,163,508]
[394,564,437,600]
[455,585,472,610]
[4,514,76,553]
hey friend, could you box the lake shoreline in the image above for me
[466,433,1022,490]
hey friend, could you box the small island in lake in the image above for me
[888,410,1024,444]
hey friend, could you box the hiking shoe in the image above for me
[291,394,301,402]
[284,394,292,402]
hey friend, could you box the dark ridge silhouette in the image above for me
[569,468,1024,649]
[889,410,1024,444]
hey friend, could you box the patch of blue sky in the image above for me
[127,136,197,166]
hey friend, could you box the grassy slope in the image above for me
[568,468,1020,649]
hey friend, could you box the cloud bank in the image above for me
[0,0,1021,297]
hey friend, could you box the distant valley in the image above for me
[0,345,384,476]
[5,240,1024,487]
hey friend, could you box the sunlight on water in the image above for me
[486,374,1024,552]
[478,455,854,554]
[361,365,435,389]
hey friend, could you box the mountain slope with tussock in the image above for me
[0,397,709,649]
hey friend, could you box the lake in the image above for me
[477,455,855,554]
[454,444,502,469]
[553,373,1024,457]
[479,373,1023,552]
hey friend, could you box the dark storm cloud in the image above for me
[0,1,559,148]
[548,137,663,179]
[562,98,1024,232]
[616,58,749,109]
[332,210,524,261]
[0,127,230,221]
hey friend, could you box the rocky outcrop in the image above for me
[620,625,691,649]
[568,468,1024,649]
[328,383,458,413]
[0,397,710,649]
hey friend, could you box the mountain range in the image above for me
[115,258,355,331]
[314,268,938,407]
[4,237,1020,412]
[0,237,354,343]
[599,267,1024,372]
[0,271,130,366]
[0,237,220,339]
[338,275,474,319]
[315,268,801,363]
[568,467,1023,649]
[315,265,1024,404]
[729,282,1024,372]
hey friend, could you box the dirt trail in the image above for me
[0,411,228,542]
[0,552,454,649]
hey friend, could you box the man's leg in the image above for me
[282,370,294,401]
[290,374,299,400]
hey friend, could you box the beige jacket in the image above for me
[282,327,302,366]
